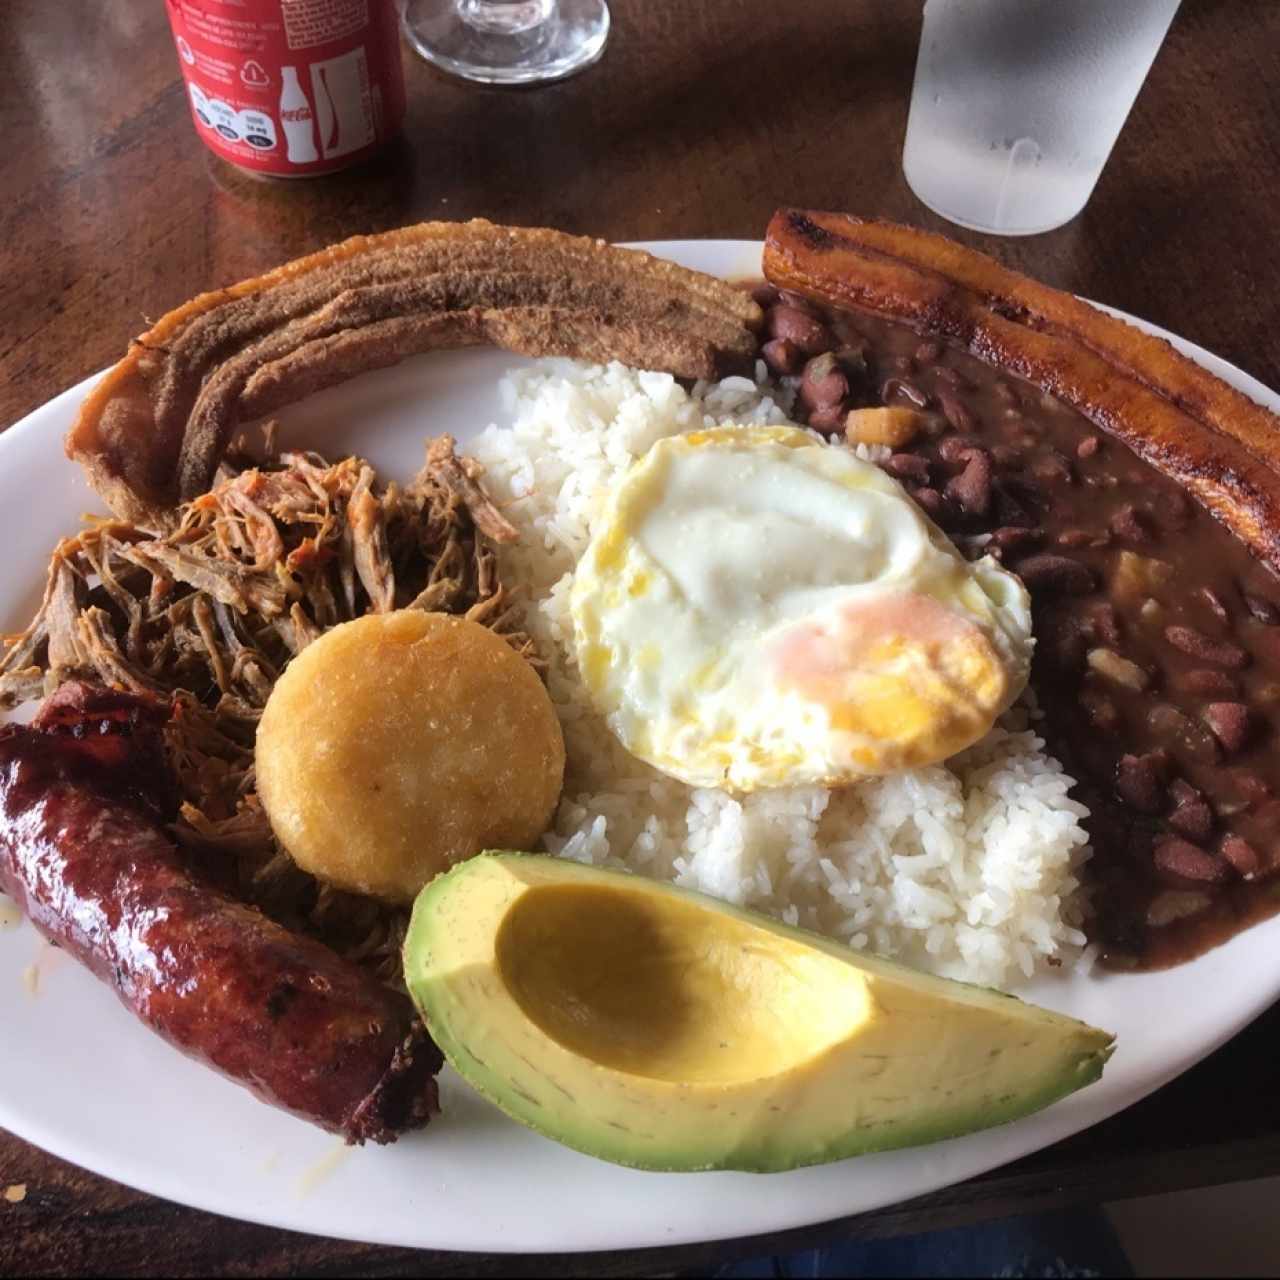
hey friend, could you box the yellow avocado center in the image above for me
[495,884,872,1084]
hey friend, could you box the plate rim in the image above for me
[2,238,1279,1254]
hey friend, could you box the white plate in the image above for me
[2,240,1278,1254]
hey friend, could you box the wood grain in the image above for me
[1,0,1279,1272]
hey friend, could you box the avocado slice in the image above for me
[404,853,1114,1173]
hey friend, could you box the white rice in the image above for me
[472,358,1093,989]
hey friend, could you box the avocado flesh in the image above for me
[404,853,1115,1173]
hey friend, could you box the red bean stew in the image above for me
[754,284,1280,970]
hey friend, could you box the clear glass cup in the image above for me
[402,0,609,86]
[903,0,1182,236]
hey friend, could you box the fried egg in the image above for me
[570,426,1033,791]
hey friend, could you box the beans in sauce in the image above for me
[759,294,1280,971]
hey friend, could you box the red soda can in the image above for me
[164,0,406,178]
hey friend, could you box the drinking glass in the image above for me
[903,0,1182,236]
[402,0,609,86]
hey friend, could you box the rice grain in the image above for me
[473,359,1091,989]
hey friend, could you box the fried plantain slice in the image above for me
[764,208,1280,570]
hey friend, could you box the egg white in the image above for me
[570,426,1033,791]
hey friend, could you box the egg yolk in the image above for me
[771,591,1009,771]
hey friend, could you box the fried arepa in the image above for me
[69,220,763,530]
[255,610,565,905]
[764,208,1280,571]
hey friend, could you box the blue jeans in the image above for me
[712,1206,1134,1279]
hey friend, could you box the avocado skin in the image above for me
[404,853,1115,1174]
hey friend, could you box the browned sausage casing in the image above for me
[0,682,441,1143]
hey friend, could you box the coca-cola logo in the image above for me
[281,106,313,122]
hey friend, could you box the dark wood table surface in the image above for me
[2,0,1279,1273]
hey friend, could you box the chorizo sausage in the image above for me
[0,682,441,1143]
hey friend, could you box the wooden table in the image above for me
[2,0,1278,1273]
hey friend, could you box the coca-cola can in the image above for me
[164,0,406,178]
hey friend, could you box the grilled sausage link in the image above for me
[0,682,441,1143]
